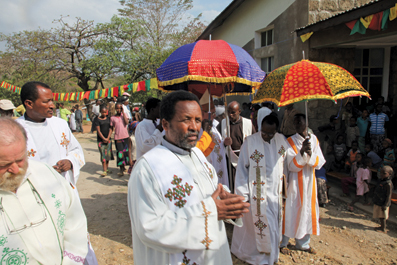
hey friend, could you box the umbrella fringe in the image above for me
[157,75,262,90]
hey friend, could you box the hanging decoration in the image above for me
[0,78,159,102]
[345,4,396,35]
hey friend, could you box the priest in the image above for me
[281,114,325,254]
[0,117,88,264]
[231,114,288,265]
[128,91,250,265]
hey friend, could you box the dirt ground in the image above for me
[75,129,397,265]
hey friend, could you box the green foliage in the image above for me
[0,89,21,106]
[0,0,207,95]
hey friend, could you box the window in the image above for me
[261,29,273,47]
[353,48,384,106]
[261,57,274,73]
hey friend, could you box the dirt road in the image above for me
[75,132,397,265]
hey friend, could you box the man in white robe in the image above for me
[128,91,250,265]
[0,117,88,264]
[231,114,287,265]
[16,81,85,187]
[281,114,325,254]
[16,81,97,264]
[218,101,255,192]
[135,97,163,159]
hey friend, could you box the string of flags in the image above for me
[300,3,397,42]
[0,78,159,102]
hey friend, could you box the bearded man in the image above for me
[127,91,250,265]
[0,117,88,264]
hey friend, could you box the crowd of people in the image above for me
[0,80,395,265]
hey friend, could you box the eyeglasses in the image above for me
[261,131,275,138]
[0,180,47,235]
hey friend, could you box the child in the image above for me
[323,145,336,172]
[341,152,363,197]
[334,135,347,171]
[357,110,369,153]
[315,167,328,207]
[365,143,382,168]
[95,106,114,177]
[377,138,395,179]
[373,166,394,233]
[111,103,131,177]
[346,116,360,150]
[348,157,372,211]
[345,141,360,172]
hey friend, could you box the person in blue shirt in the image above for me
[369,103,389,153]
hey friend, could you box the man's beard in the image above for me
[0,165,27,192]
[177,130,199,150]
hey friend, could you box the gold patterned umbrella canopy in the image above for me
[253,60,371,106]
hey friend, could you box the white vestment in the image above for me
[17,116,85,186]
[284,133,325,239]
[257,107,272,132]
[231,132,287,265]
[221,117,253,167]
[128,138,236,265]
[135,118,163,160]
[207,119,229,188]
[0,160,88,264]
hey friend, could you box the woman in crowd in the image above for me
[95,106,114,177]
[111,103,131,176]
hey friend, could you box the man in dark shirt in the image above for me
[74,104,83,133]
[217,101,256,191]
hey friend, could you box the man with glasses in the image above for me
[0,117,88,264]
[231,113,288,265]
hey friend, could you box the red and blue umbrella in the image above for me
[156,40,266,97]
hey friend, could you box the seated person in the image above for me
[365,143,382,168]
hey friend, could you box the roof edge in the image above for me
[296,0,396,36]
[196,0,246,40]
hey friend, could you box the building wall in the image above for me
[210,0,296,47]
[309,0,373,24]
[389,46,397,113]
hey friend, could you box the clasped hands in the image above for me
[211,184,250,220]
[300,138,312,157]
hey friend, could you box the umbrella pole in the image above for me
[305,100,309,137]
[224,84,233,192]
[208,83,211,120]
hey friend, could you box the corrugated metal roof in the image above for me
[295,0,380,31]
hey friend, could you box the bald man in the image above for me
[217,101,255,191]
[0,117,89,264]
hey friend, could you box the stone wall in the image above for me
[309,0,373,24]
[307,47,356,135]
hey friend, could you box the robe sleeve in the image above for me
[234,141,250,202]
[128,159,221,252]
[65,130,85,186]
[287,143,307,173]
[135,124,163,157]
[307,135,326,169]
[49,167,88,265]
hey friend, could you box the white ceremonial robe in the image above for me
[0,160,88,265]
[284,133,325,240]
[207,119,229,188]
[70,113,76,131]
[16,116,85,186]
[135,118,163,159]
[231,132,287,265]
[128,138,235,265]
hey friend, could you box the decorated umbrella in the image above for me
[252,59,371,131]
[157,39,266,189]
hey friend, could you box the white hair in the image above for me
[0,117,27,145]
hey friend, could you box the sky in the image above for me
[0,0,232,37]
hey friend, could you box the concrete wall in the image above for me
[309,0,373,24]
